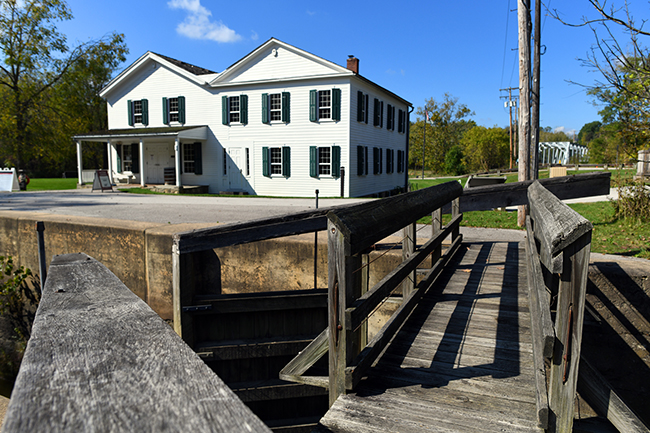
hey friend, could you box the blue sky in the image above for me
[57,0,642,136]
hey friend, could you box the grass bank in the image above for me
[420,201,649,259]
[23,178,77,191]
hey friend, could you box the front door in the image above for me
[145,144,172,184]
[228,147,243,191]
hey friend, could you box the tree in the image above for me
[408,93,475,173]
[550,1,650,158]
[461,126,510,173]
[577,120,602,145]
[539,126,574,142]
[0,0,127,173]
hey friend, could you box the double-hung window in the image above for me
[116,143,139,174]
[373,98,384,128]
[357,91,369,123]
[373,147,383,174]
[357,145,368,176]
[397,150,405,173]
[222,95,248,125]
[127,99,148,126]
[310,146,341,178]
[387,104,395,131]
[310,88,341,121]
[262,92,290,123]
[181,143,203,174]
[262,146,290,177]
[163,96,186,124]
[398,109,407,133]
[386,149,394,173]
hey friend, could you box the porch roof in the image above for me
[73,125,209,142]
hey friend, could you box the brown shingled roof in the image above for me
[153,53,216,76]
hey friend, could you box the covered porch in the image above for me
[73,126,208,188]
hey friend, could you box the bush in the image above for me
[612,178,650,222]
[0,256,39,380]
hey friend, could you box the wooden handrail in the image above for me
[3,253,270,433]
[525,180,593,432]
[324,182,464,406]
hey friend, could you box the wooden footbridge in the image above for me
[5,172,649,432]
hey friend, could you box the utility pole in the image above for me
[517,0,531,227]
[500,88,518,169]
[531,0,541,180]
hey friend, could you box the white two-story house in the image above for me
[74,38,412,198]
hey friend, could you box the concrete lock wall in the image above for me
[0,212,403,321]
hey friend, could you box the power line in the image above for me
[500,0,512,88]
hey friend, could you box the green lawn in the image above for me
[418,201,649,259]
[409,168,636,191]
[23,178,78,191]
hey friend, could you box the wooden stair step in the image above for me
[186,289,327,314]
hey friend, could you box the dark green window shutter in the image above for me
[193,142,202,174]
[131,143,139,174]
[332,146,341,178]
[262,93,269,124]
[127,100,133,126]
[373,147,379,174]
[332,88,341,121]
[379,102,384,128]
[397,109,403,133]
[309,146,318,177]
[141,99,149,126]
[222,96,229,125]
[397,150,403,173]
[116,145,123,173]
[282,146,291,177]
[178,96,186,124]
[364,147,368,174]
[282,92,290,123]
[357,146,364,175]
[357,91,363,122]
[309,90,317,122]
[163,97,169,125]
[240,94,248,125]
[373,99,379,126]
[387,104,393,131]
[262,147,270,177]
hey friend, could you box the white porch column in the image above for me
[107,142,114,184]
[139,139,145,187]
[76,141,83,185]
[175,137,182,187]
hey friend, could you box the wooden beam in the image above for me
[578,356,650,433]
[3,253,270,433]
[328,181,462,256]
[443,171,610,214]
[279,328,329,389]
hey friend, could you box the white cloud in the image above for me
[251,31,259,41]
[168,0,242,43]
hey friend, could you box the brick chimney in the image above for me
[347,55,359,74]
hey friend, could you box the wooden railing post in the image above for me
[451,197,460,240]
[327,220,361,407]
[549,231,591,432]
[431,208,442,264]
[402,222,416,297]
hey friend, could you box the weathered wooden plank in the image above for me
[280,328,329,388]
[528,180,593,273]
[577,356,650,433]
[327,181,463,255]
[345,236,463,390]
[174,207,332,254]
[3,253,270,433]
[196,335,316,360]
[524,216,553,429]
[345,214,461,331]
[190,289,327,314]
[441,171,611,213]
[231,379,327,403]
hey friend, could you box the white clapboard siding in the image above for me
[99,39,411,197]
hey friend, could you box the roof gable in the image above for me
[209,38,352,86]
[100,52,215,98]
